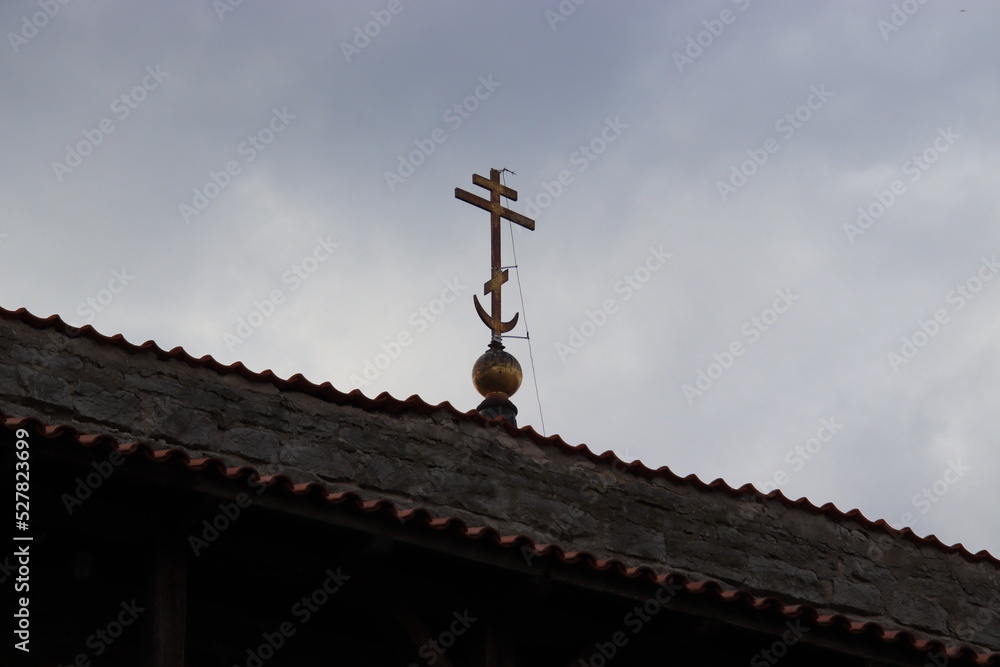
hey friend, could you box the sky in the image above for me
[2,1,999,557]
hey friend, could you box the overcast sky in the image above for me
[2,1,999,556]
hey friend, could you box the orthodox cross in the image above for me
[455,168,535,340]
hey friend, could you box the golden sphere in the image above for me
[472,345,522,398]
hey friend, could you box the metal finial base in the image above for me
[477,394,518,426]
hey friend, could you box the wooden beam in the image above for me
[481,619,518,667]
[149,529,187,667]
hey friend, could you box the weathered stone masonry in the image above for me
[1,312,997,652]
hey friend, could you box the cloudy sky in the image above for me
[2,1,999,556]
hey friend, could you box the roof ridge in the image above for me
[2,413,996,664]
[2,305,997,567]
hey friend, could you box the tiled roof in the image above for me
[3,413,998,665]
[2,304,998,572]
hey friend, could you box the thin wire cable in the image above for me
[500,169,547,436]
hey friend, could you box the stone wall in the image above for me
[1,313,997,652]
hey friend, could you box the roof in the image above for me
[2,305,996,570]
[3,413,997,665]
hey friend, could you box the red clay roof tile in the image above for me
[4,413,997,664]
[1,305,997,570]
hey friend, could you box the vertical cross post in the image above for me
[455,168,535,341]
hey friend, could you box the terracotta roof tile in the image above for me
[4,413,997,664]
[2,305,998,569]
